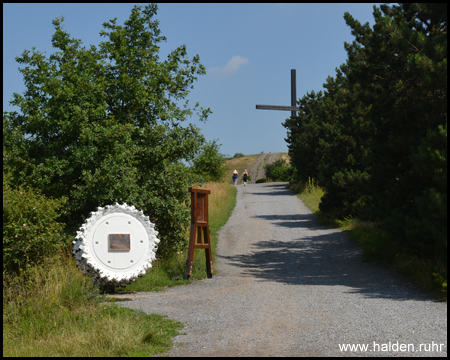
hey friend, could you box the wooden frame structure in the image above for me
[184,187,213,279]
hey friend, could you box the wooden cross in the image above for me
[256,69,300,118]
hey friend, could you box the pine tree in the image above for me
[284,3,447,260]
[344,3,447,258]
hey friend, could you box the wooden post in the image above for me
[184,187,213,279]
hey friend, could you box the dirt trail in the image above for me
[240,152,283,184]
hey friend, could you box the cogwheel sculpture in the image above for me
[73,203,160,293]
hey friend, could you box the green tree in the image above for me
[284,90,324,183]
[284,3,446,260]
[284,73,373,219]
[3,4,211,257]
[343,3,447,258]
[316,65,374,220]
[192,139,227,182]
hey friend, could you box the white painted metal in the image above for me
[73,203,160,290]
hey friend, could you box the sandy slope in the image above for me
[239,152,284,184]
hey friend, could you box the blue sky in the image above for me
[3,3,380,157]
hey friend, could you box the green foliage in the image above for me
[284,3,447,262]
[233,152,245,158]
[385,121,447,260]
[3,252,183,356]
[290,179,325,217]
[433,272,447,300]
[4,181,238,356]
[263,158,286,180]
[255,178,266,184]
[3,172,67,274]
[284,90,328,184]
[306,177,315,193]
[263,157,294,182]
[271,166,294,182]
[192,139,227,182]
[3,4,211,258]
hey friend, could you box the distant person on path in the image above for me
[232,170,238,186]
[243,169,248,186]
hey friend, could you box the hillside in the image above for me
[223,152,289,184]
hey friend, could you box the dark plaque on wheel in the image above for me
[108,234,131,252]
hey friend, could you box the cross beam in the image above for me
[256,69,300,118]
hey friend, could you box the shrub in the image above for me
[3,172,67,274]
[192,140,227,182]
[264,158,287,180]
[264,158,294,182]
[271,166,294,182]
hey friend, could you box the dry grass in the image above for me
[221,154,261,182]
[183,181,237,277]
[280,153,291,166]
[203,181,235,220]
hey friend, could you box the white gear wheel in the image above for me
[73,203,160,291]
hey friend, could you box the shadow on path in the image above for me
[219,231,429,301]
[219,183,432,302]
[247,182,294,197]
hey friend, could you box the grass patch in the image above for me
[289,180,447,301]
[3,175,240,356]
[3,180,238,356]
[288,179,326,224]
[3,304,183,357]
[3,249,183,356]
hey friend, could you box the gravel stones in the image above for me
[117,183,447,357]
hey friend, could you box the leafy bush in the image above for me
[192,140,227,182]
[3,173,67,274]
[255,178,266,184]
[233,153,245,158]
[264,158,287,181]
[271,166,294,182]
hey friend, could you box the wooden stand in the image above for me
[184,188,213,279]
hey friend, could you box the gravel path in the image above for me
[118,183,447,357]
